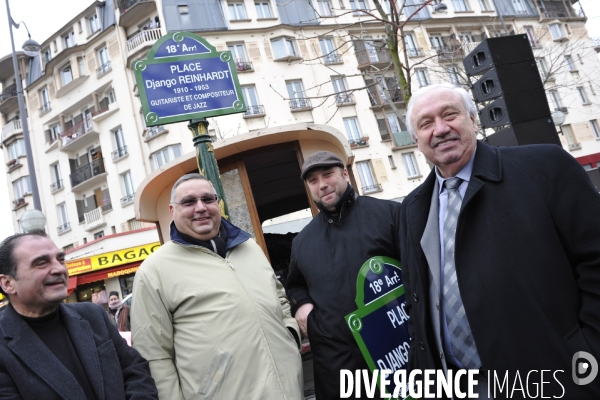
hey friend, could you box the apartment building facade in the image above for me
[0,0,162,302]
[1,0,599,301]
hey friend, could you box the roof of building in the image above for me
[26,0,115,86]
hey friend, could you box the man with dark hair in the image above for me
[400,83,600,397]
[0,232,157,399]
[287,151,402,399]
[131,173,303,400]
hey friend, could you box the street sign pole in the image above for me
[188,118,230,219]
[134,31,246,220]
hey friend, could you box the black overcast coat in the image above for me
[287,186,401,400]
[400,141,600,399]
[0,303,157,399]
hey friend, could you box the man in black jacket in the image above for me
[0,232,158,399]
[400,83,600,398]
[287,151,402,399]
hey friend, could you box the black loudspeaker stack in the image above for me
[462,34,562,147]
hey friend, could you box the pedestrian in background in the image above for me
[107,291,130,331]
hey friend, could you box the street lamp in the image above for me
[5,0,44,227]
[551,110,566,138]
[22,36,41,57]
[20,209,47,232]
[551,110,566,128]
[433,2,448,12]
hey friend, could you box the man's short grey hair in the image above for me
[405,83,477,139]
[170,173,211,203]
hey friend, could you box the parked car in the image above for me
[123,293,133,307]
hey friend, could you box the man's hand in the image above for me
[295,303,314,339]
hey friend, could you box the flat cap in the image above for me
[301,151,345,180]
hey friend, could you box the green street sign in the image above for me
[345,256,413,399]
[134,32,246,126]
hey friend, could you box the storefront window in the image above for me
[76,282,107,304]
[119,273,136,296]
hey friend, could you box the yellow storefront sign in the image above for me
[66,242,161,276]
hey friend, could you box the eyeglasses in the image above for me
[173,195,219,208]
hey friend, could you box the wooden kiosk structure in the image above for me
[135,123,356,253]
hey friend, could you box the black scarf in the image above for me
[316,183,356,220]
[177,223,228,258]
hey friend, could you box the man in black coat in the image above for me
[287,151,402,399]
[400,83,600,398]
[0,232,158,399]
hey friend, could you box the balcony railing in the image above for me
[126,28,162,55]
[84,207,104,231]
[368,89,404,107]
[324,53,342,64]
[47,136,59,147]
[7,158,21,171]
[335,93,355,106]
[392,131,416,148]
[57,222,71,234]
[555,106,569,114]
[0,84,17,103]
[102,201,113,212]
[356,48,392,66]
[112,146,128,160]
[145,125,165,138]
[61,119,93,146]
[2,119,22,140]
[542,9,576,19]
[39,102,51,116]
[349,138,369,147]
[50,179,63,192]
[12,197,27,209]
[436,46,464,62]
[235,61,253,72]
[96,61,112,78]
[128,219,142,230]
[121,193,135,205]
[362,183,382,193]
[92,106,109,117]
[406,48,423,57]
[244,105,265,116]
[290,98,312,110]
[463,41,481,54]
[70,158,106,188]
[119,0,152,12]
[593,38,600,52]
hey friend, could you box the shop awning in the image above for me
[77,262,142,286]
[67,276,78,295]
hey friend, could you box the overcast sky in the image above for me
[0,0,599,241]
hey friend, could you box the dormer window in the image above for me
[271,37,300,60]
[64,31,75,48]
[61,64,73,86]
[42,48,52,64]
[88,14,100,34]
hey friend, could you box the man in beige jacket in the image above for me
[131,173,303,400]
